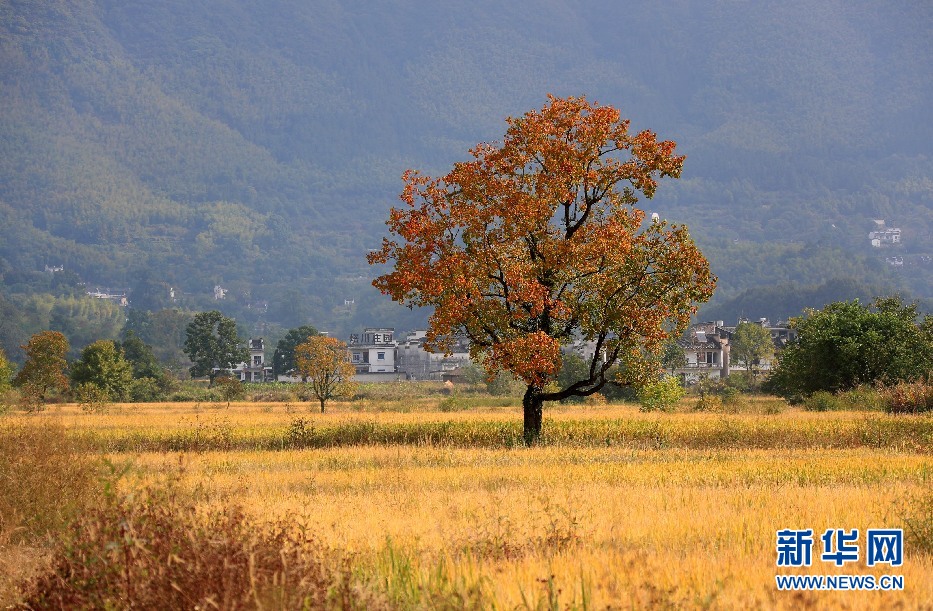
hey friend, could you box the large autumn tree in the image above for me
[369,95,715,444]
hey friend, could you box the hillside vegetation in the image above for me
[1,1,931,355]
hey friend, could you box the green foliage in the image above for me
[803,391,846,412]
[460,362,488,387]
[183,310,247,386]
[692,376,744,412]
[1,0,931,356]
[661,340,687,374]
[438,395,469,412]
[74,382,112,413]
[637,375,685,412]
[0,348,13,394]
[485,371,524,397]
[730,322,774,375]
[127,377,169,402]
[124,309,194,366]
[70,340,133,402]
[557,353,589,403]
[48,297,124,355]
[272,324,319,376]
[120,331,167,380]
[13,331,70,404]
[765,297,933,399]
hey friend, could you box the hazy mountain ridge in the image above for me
[1,0,930,353]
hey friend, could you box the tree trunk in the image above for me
[522,385,544,446]
[319,397,326,413]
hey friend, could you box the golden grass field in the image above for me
[3,398,932,609]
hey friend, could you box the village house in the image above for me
[230,338,272,382]
[674,319,796,382]
[869,219,901,248]
[676,321,731,382]
[396,330,471,380]
[348,327,400,382]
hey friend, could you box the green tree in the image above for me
[557,352,590,403]
[731,322,774,376]
[661,339,687,375]
[183,311,247,387]
[120,331,166,380]
[765,297,933,400]
[272,325,319,377]
[0,348,14,394]
[70,340,134,402]
[14,331,70,405]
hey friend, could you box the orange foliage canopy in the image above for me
[369,95,715,401]
[294,336,356,413]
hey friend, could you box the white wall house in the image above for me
[231,338,272,382]
[396,330,471,380]
[349,327,398,380]
[673,319,797,382]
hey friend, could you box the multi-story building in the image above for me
[396,330,471,380]
[231,338,272,382]
[348,327,398,375]
[674,319,797,381]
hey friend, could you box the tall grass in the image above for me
[21,485,376,610]
[0,420,100,544]
[59,411,932,453]
[2,404,931,608]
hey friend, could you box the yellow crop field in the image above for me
[3,401,932,609]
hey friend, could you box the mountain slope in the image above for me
[1,0,930,352]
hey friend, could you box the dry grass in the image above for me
[13,399,931,453]
[2,401,931,608]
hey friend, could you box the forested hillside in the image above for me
[1,0,931,360]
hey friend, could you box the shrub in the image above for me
[245,383,295,402]
[803,391,845,412]
[168,384,222,403]
[723,371,755,393]
[583,393,607,406]
[882,380,933,414]
[285,417,315,447]
[692,376,742,412]
[486,372,524,397]
[17,384,46,412]
[168,389,198,402]
[694,393,722,412]
[837,385,885,412]
[0,389,18,415]
[128,377,166,402]
[438,395,467,412]
[719,386,741,406]
[900,487,933,556]
[0,421,100,543]
[74,383,110,413]
[638,375,684,412]
[21,487,368,609]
